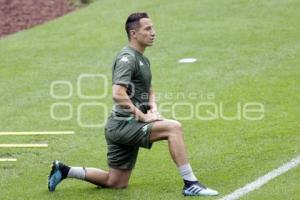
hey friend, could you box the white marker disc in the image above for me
[178,58,197,63]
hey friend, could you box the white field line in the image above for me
[0,131,74,136]
[0,158,17,162]
[0,144,48,148]
[218,155,300,200]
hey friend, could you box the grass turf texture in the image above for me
[0,0,300,199]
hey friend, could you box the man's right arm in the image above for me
[112,84,159,122]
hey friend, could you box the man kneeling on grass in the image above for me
[48,12,219,197]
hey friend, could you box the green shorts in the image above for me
[104,114,155,170]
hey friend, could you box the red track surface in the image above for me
[0,0,73,38]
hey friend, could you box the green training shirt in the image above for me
[112,46,152,116]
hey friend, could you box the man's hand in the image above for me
[149,104,158,113]
[140,110,162,122]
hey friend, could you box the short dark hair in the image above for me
[125,12,149,40]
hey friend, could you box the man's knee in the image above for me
[165,120,183,138]
[115,184,128,189]
[111,183,128,189]
[168,120,182,132]
[106,172,129,189]
[107,179,128,189]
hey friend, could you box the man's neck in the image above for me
[129,42,145,54]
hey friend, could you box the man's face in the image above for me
[132,18,156,47]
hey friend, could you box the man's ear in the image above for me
[130,29,137,39]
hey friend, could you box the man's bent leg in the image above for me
[149,119,219,196]
[85,167,132,188]
[48,161,132,191]
[149,119,187,167]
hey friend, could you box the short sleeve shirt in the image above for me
[112,46,152,115]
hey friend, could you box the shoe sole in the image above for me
[183,191,219,196]
[183,193,219,196]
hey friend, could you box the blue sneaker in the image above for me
[48,160,65,192]
[182,181,219,196]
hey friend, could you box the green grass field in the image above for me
[1,0,300,199]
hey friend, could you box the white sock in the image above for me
[179,163,197,181]
[67,167,86,180]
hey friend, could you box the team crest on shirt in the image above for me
[139,61,144,66]
[120,56,129,63]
